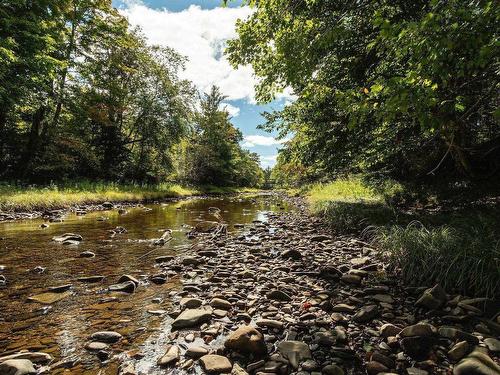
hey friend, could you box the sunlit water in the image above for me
[0,194,291,373]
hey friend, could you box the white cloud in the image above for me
[120,2,256,102]
[260,154,277,168]
[219,102,240,117]
[241,135,288,147]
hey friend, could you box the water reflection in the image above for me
[0,194,289,372]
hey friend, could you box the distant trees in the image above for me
[0,1,263,187]
[175,86,263,187]
[227,0,500,185]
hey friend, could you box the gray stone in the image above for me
[200,354,232,373]
[158,345,180,366]
[453,347,500,375]
[171,308,212,330]
[90,331,122,343]
[353,305,379,323]
[277,341,312,369]
[0,359,36,375]
[415,284,447,310]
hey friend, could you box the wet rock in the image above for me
[90,331,122,343]
[102,202,114,209]
[52,233,83,243]
[0,352,52,364]
[0,359,36,375]
[186,346,208,359]
[225,325,267,356]
[366,361,388,374]
[180,297,203,309]
[400,323,436,338]
[380,323,401,337]
[484,337,500,353]
[341,274,361,285]
[231,363,249,375]
[281,249,302,260]
[109,281,136,293]
[118,274,140,287]
[266,289,292,301]
[438,327,479,345]
[256,319,284,330]
[155,255,174,263]
[321,364,344,375]
[171,308,212,330]
[97,350,109,361]
[310,235,329,242]
[47,284,72,293]
[400,336,436,360]
[210,298,232,310]
[415,284,447,310]
[77,275,105,283]
[314,331,336,346]
[85,342,109,351]
[79,251,95,258]
[353,305,379,323]
[453,347,500,375]
[277,341,312,369]
[331,304,355,313]
[40,223,49,228]
[199,354,232,374]
[448,341,470,362]
[158,345,180,366]
[318,266,342,280]
[27,291,71,304]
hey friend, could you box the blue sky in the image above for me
[113,0,291,168]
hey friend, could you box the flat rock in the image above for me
[171,308,212,330]
[90,331,122,343]
[199,354,232,373]
[109,281,136,293]
[27,291,71,304]
[277,341,312,369]
[158,345,180,366]
[353,305,379,323]
[266,289,292,301]
[0,359,36,375]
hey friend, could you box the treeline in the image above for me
[0,0,262,187]
[227,0,499,186]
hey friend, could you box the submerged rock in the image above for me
[90,331,122,343]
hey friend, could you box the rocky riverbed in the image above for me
[0,194,499,375]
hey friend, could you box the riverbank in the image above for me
[0,182,259,214]
[300,178,500,298]
[1,194,498,375]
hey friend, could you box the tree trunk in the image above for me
[20,106,46,178]
[0,109,7,175]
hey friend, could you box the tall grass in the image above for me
[374,219,500,297]
[0,181,258,212]
[303,177,500,297]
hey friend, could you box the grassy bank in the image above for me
[0,182,259,212]
[303,177,500,298]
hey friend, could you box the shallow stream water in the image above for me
[0,194,291,374]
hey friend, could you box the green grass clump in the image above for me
[374,218,500,298]
[0,181,259,212]
[306,178,400,232]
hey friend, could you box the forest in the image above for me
[0,1,499,375]
[0,0,262,186]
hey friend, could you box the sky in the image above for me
[113,0,293,168]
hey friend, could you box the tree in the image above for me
[227,0,500,181]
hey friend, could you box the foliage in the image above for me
[0,1,262,187]
[227,0,500,183]
[175,86,263,187]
